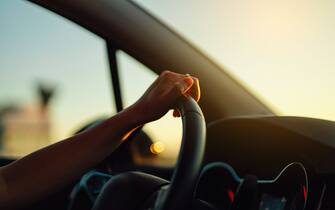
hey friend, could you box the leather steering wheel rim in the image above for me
[154,96,206,210]
[91,96,206,210]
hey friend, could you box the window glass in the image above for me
[0,1,114,157]
[135,0,335,121]
[117,51,182,167]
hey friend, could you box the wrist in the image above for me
[125,100,150,124]
[122,103,146,126]
[115,103,146,141]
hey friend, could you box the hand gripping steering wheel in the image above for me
[92,96,206,210]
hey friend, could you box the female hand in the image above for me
[132,70,201,124]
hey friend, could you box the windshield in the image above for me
[135,0,335,121]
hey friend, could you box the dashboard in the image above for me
[196,162,308,210]
[203,116,335,210]
[70,116,335,210]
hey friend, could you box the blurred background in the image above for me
[1,0,335,165]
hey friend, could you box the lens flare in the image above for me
[150,141,165,154]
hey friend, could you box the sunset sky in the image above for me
[136,0,335,120]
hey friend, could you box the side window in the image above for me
[0,1,114,157]
[117,51,182,167]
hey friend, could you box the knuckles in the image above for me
[160,70,173,78]
[159,70,200,96]
[173,81,184,94]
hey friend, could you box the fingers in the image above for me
[179,75,200,102]
[158,71,200,118]
[136,70,200,123]
[186,76,201,102]
[159,71,200,103]
[177,76,194,94]
[172,76,200,118]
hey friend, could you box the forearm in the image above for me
[0,70,200,209]
[0,105,143,208]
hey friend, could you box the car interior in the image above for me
[1,0,335,210]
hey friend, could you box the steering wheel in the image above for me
[92,96,206,210]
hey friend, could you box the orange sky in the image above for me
[136,0,335,121]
